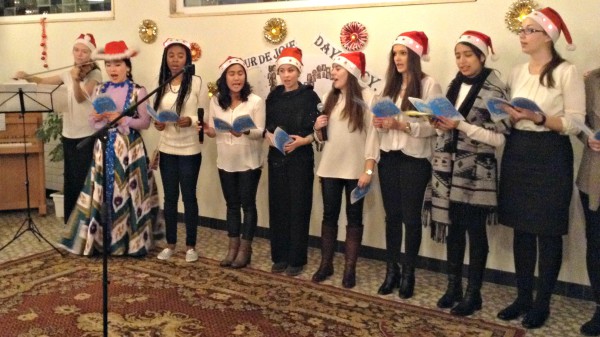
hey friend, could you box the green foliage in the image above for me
[35,113,63,162]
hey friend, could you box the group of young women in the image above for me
[12,5,600,334]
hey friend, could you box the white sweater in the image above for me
[157,76,203,156]
[316,87,378,180]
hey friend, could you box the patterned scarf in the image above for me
[422,69,508,242]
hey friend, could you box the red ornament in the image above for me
[340,21,368,51]
[40,17,48,68]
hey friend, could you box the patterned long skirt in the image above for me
[58,129,164,256]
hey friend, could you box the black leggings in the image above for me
[320,177,364,229]
[513,229,563,306]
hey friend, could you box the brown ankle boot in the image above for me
[220,237,240,267]
[231,239,252,269]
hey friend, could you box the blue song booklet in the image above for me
[273,127,292,155]
[213,114,257,133]
[408,96,465,121]
[571,118,600,140]
[372,97,401,118]
[92,95,117,114]
[147,105,180,123]
[350,184,371,204]
[486,97,543,122]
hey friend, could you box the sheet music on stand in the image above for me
[0,81,62,113]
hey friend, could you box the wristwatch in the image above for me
[365,169,373,176]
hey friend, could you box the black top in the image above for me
[265,83,321,160]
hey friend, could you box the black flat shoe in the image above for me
[497,301,531,321]
[271,262,287,273]
[285,265,304,277]
[521,307,549,329]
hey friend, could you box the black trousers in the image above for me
[159,152,202,247]
[321,177,364,229]
[378,150,431,265]
[581,192,600,304]
[62,136,94,224]
[268,156,314,267]
[218,168,262,240]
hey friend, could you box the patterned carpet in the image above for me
[1,249,524,337]
[0,207,595,336]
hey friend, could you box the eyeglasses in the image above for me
[517,28,546,36]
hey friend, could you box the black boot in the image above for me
[437,236,465,308]
[342,226,363,289]
[437,274,463,308]
[451,236,486,316]
[581,305,600,336]
[451,284,482,316]
[312,225,338,283]
[377,262,401,295]
[398,265,415,299]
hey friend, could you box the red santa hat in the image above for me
[393,31,430,61]
[163,38,191,50]
[74,33,96,52]
[276,47,303,73]
[332,51,366,81]
[526,7,575,51]
[218,56,247,77]
[93,40,138,60]
[457,30,498,61]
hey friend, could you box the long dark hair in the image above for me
[153,44,193,114]
[381,47,425,111]
[323,72,365,133]
[216,65,252,110]
[539,44,565,88]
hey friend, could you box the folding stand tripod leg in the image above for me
[0,88,64,256]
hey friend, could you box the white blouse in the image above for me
[208,93,265,172]
[508,62,585,135]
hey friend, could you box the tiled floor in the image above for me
[0,206,595,337]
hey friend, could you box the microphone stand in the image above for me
[76,64,193,337]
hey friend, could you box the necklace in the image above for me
[100,80,134,112]
[168,83,180,94]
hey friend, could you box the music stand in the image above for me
[0,82,64,256]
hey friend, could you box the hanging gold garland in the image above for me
[263,18,287,44]
[505,0,540,34]
[139,19,158,44]
[207,81,218,98]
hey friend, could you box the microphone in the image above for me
[317,102,327,141]
[184,64,195,76]
[197,108,204,144]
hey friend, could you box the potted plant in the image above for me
[36,113,64,217]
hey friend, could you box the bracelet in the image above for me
[534,114,546,126]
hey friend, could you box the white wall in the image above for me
[2,0,599,285]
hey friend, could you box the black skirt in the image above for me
[498,129,573,235]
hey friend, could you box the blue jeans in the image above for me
[218,168,262,240]
[159,152,202,247]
